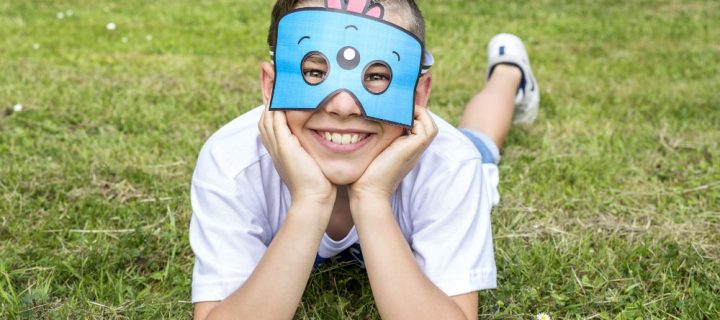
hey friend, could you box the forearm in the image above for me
[351,197,470,320]
[205,201,332,320]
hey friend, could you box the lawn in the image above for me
[1,0,718,318]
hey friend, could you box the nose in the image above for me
[321,91,363,118]
[337,46,360,70]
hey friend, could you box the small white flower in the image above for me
[106,22,116,31]
[66,9,73,17]
[121,36,128,43]
[13,104,23,112]
[56,12,65,19]
[33,43,40,50]
[536,313,551,320]
[145,34,153,42]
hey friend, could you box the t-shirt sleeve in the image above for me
[189,145,269,303]
[407,159,497,296]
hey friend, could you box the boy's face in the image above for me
[262,2,431,185]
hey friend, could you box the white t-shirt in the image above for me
[190,106,500,303]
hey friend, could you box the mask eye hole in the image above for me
[301,52,329,86]
[362,61,392,95]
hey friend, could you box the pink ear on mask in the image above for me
[326,0,343,9]
[365,4,383,18]
[346,0,369,13]
[324,0,385,19]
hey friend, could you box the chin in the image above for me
[327,175,359,186]
[322,167,364,186]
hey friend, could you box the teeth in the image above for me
[320,131,366,145]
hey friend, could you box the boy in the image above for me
[190,0,539,319]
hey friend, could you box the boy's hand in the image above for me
[259,108,337,207]
[350,107,438,202]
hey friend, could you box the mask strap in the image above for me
[420,50,434,75]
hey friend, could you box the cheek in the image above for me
[284,111,311,135]
[379,126,405,145]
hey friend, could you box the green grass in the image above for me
[1,0,718,318]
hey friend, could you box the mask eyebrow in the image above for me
[392,51,401,61]
[345,25,358,30]
[297,36,310,45]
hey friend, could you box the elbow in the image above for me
[194,302,225,320]
[200,308,228,320]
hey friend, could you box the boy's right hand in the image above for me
[259,108,337,208]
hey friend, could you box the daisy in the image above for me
[536,312,551,320]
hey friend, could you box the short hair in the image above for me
[267,0,426,50]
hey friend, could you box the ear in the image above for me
[414,72,432,110]
[260,62,276,107]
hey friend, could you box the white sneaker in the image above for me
[486,33,540,124]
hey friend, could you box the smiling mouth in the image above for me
[315,131,371,145]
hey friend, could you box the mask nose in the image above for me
[337,46,360,70]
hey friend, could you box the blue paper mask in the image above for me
[269,0,425,127]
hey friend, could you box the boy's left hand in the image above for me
[350,107,438,201]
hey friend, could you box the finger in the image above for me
[272,110,292,139]
[413,106,424,119]
[411,108,429,138]
[411,118,426,137]
[258,109,269,146]
[273,111,304,161]
[427,109,439,137]
[414,106,427,135]
[262,108,273,133]
[263,109,279,152]
[416,107,437,139]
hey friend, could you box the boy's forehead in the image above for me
[294,2,409,32]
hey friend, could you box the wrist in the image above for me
[287,197,335,227]
[349,191,392,221]
[292,193,336,208]
[349,185,393,205]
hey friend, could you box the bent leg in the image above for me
[458,64,521,150]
